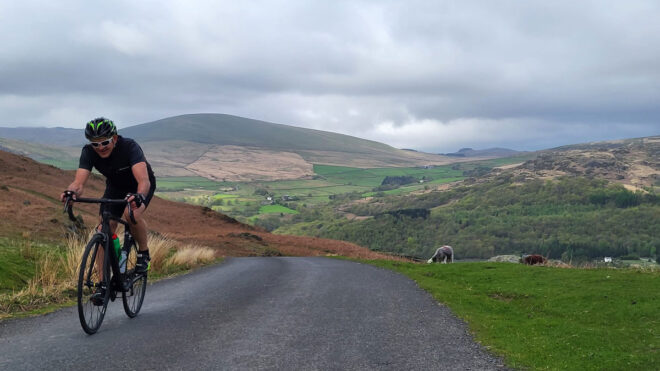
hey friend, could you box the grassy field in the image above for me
[154,156,531,222]
[363,260,660,371]
[258,205,299,214]
[314,164,464,187]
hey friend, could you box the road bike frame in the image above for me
[64,192,138,294]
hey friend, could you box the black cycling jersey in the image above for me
[79,135,156,191]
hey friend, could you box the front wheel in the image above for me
[77,234,110,335]
[122,239,147,318]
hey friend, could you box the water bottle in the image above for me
[112,234,121,258]
[119,250,127,273]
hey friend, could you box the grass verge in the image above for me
[360,260,659,371]
[0,231,221,320]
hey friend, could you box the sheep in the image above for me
[521,254,546,265]
[427,245,454,264]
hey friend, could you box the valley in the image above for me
[1,114,657,265]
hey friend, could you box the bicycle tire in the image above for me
[122,239,147,318]
[77,234,111,334]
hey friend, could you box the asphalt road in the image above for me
[0,257,507,370]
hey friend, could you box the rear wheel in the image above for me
[77,234,110,335]
[122,237,147,318]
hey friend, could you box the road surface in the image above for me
[0,257,507,370]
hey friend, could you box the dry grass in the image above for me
[0,230,217,318]
[541,260,573,268]
[167,245,216,268]
[147,233,178,271]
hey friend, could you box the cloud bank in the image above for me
[0,0,658,151]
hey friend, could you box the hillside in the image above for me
[0,149,393,259]
[0,113,474,181]
[517,136,659,189]
[274,136,660,260]
[0,137,79,169]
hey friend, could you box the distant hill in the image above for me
[443,147,522,158]
[122,114,395,153]
[0,137,79,169]
[0,127,85,147]
[1,114,467,181]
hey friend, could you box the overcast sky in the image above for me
[1,1,659,152]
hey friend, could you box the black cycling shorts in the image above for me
[100,181,156,218]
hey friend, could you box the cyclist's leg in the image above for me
[123,182,155,253]
[125,204,148,251]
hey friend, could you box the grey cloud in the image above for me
[0,1,658,151]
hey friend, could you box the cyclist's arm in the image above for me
[61,168,91,201]
[131,162,151,196]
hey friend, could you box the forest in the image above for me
[273,175,659,261]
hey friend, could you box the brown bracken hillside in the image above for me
[0,149,397,260]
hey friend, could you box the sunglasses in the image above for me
[90,138,113,148]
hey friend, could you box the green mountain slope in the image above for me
[121,113,397,154]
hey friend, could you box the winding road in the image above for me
[0,257,507,370]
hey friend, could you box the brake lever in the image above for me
[62,191,76,221]
[127,202,137,225]
[66,203,76,222]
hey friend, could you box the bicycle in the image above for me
[63,191,148,334]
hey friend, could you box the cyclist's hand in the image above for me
[125,193,146,209]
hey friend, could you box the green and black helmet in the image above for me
[84,117,117,140]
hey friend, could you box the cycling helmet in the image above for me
[84,117,117,140]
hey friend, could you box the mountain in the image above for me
[0,148,394,259]
[1,114,470,181]
[0,127,86,147]
[122,114,395,153]
[443,147,522,158]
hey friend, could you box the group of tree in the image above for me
[274,175,659,261]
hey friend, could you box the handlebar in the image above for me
[63,191,137,224]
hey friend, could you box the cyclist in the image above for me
[60,118,156,303]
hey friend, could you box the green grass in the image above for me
[258,205,299,214]
[362,260,660,371]
[212,193,239,200]
[0,238,37,294]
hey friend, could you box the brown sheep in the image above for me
[521,254,546,265]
